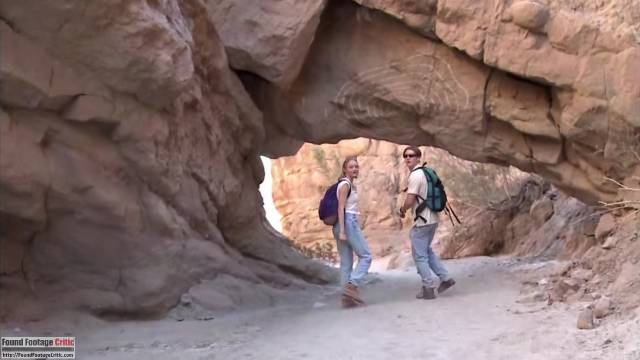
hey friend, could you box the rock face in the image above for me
[0,0,333,318]
[251,0,639,205]
[436,180,600,259]
[594,297,613,319]
[206,0,327,87]
[271,139,527,258]
[1,0,638,317]
[595,214,616,240]
[272,139,408,257]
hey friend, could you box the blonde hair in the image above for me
[341,156,358,177]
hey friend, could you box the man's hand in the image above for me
[338,230,348,241]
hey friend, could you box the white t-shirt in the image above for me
[336,179,359,214]
[407,164,439,226]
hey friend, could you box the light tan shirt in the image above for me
[407,164,439,226]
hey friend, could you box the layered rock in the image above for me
[0,0,333,318]
[434,180,600,259]
[249,0,639,205]
[1,0,638,317]
[206,0,328,87]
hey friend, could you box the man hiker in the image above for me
[399,146,456,299]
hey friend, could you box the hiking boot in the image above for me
[343,283,365,304]
[416,286,436,300]
[437,279,456,294]
[341,295,358,308]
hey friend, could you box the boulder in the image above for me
[593,297,613,319]
[188,282,236,311]
[353,0,438,39]
[595,214,616,241]
[577,306,595,330]
[602,236,618,250]
[570,268,593,283]
[206,0,327,87]
[529,198,555,224]
[509,1,549,33]
[551,278,581,301]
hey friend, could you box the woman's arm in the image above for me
[337,183,349,241]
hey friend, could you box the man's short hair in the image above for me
[402,146,422,158]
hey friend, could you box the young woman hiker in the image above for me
[332,156,373,308]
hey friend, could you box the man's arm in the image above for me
[400,193,417,218]
[400,169,424,217]
[400,171,421,217]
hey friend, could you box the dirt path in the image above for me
[2,257,638,359]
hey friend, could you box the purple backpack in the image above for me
[318,179,351,225]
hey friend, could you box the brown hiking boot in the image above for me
[343,283,365,304]
[341,295,358,308]
[416,286,436,300]
[437,279,456,294]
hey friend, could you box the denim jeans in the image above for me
[410,223,450,288]
[332,213,372,286]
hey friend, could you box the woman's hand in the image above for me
[338,230,348,241]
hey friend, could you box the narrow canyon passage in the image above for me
[1,1,639,359]
[2,256,637,360]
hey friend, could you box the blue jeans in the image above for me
[410,223,450,288]
[332,213,372,286]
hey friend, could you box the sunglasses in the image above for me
[403,153,418,158]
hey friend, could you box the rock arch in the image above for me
[0,0,637,316]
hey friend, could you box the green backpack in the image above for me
[413,166,447,216]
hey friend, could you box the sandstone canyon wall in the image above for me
[0,0,333,319]
[247,0,640,205]
[272,139,407,258]
[271,139,527,259]
[1,0,638,317]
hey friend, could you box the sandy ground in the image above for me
[2,256,638,360]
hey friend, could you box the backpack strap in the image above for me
[338,178,352,198]
[446,203,462,225]
[410,164,431,222]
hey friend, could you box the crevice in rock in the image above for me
[234,70,270,106]
[481,68,496,134]
[115,267,124,294]
[521,135,535,167]
[504,71,555,94]
[0,16,13,29]
[545,86,561,131]
[190,170,221,228]
[47,65,55,95]
[20,227,37,293]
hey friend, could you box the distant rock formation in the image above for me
[271,138,526,258]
